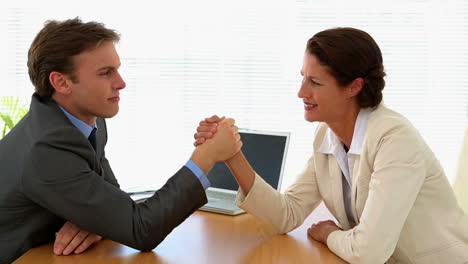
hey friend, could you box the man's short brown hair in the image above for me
[27,17,120,98]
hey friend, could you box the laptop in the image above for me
[199,129,290,215]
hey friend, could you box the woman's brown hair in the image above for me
[307,27,386,108]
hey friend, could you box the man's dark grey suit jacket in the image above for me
[0,93,207,263]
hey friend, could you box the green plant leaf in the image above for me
[0,96,29,138]
[13,106,28,123]
[0,112,14,130]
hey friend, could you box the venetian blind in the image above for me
[1,0,466,192]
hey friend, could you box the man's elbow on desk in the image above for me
[130,234,163,252]
[136,244,157,253]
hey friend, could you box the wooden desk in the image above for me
[14,204,346,264]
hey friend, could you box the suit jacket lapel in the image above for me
[32,95,104,176]
[350,155,361,224]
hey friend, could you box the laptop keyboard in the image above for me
[206,190,236,201]
[201,189,245,214]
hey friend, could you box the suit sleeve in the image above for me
[326,124,427,264]
[101,151,120,188]
[236,156,322,233]
[21,127,207,251]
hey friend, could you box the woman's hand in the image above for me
[193,115,225,146]
[307,220,341,244]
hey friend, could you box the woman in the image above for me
[194,27,468,264]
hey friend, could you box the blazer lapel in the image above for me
[328,155,351,230]
[350,155,361,224]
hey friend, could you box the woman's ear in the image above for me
[49,71,72,95]
[348,77,364,98]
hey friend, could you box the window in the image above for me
[1,0,467,191]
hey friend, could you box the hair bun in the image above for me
[365,66,386,81]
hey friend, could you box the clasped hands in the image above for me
[193,115,227,146]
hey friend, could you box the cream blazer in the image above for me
[236,104,468,264]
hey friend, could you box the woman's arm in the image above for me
[235,155,322,234]
[194,115,322,233]
[225,151,255,194]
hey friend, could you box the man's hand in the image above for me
[54,221,102,255]
[190,118,242,173]
[307,220,341,244]
[196,118,242,161]
[193,115,225,146]
[194,115,254,193]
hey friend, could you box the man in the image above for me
[0,18,242,263]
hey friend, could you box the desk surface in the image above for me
[14,204,346,264]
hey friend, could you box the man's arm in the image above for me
[23,140,207,251]
[101,153,120,188]
[22,119,241,252]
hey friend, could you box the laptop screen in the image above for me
[206,130,289,191]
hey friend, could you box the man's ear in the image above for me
[348,77,364,98]
[49,71,72,95]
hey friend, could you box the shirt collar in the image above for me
[318,128,341,154]
[318,107,373,155]
[348,107,372,155]
[57,104,97,138]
